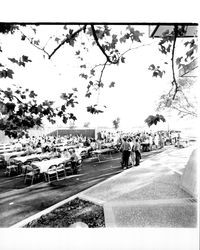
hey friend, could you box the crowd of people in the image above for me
[97,129,182,169]
[4,129,182,172]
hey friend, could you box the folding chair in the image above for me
[44,165,58,183]
[57,162,66,180]
[0,159,6,168]
[76,159,82,172]
[71,159,82,174]
[5,164,19,176]
[24,165,40,185]
[64,161,73,175]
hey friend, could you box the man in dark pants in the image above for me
[120,138,131,170]
[134,138,141,166]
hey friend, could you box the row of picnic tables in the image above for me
[1,141,119,176]
[0,144,91,164]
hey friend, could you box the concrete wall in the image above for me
[180,149,198,198]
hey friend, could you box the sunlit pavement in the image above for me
[0,144,197,227]
[79,144,197,227]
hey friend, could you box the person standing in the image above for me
[128,138,134,167]
[120,138,131,170]
[70,149,80,174]
[134,138,141,166]
[154,133,159,149]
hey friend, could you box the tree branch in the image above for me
[98,60,108,84]
[171,25,179,100]
[91,25,119,64]
[96,60,108,105]
[120,41,156,59]
[19,29,50,58]
[91,62,111,72]
[171,105,197,117]
[48,25,86,59]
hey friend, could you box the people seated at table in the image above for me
[90,139,98,150]
[70,149,80,161]
[25,144,35,155]
[15,140,23,151]
[36,146,42,154]
[49,148,60,158]
[61,149,71,159]
[83,138,91,147]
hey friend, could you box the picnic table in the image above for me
[92,148,115,162]
[77,146,91,154]
[101,142,114,148]
[13,153,52,164]
[56,144,78,152]
[0,151,26,163]
[31,157,70,173]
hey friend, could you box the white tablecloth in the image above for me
[14,153,51,164]
[32,157,70,173]
[0,151,26,162]
[92,148,114,154]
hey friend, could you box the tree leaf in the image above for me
[80,64,86,68]
[55,37,60,43]
[6,69,14,79]
[149,64,155,70]
[90,69,95,76]
[176,57,183,65]
[85,92,92,98]
[109,81,115,88]
[79,73,88,79]
[121,56,125,63]
[22,55,32,63]
[34,40,40,45]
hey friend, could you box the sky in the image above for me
[0,24,197,132]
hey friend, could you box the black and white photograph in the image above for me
[0,2,199,250]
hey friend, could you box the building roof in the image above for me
[149,24,198,38]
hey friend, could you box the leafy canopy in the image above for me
[0,23,197,138]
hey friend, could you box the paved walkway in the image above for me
[79,144,197,227]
